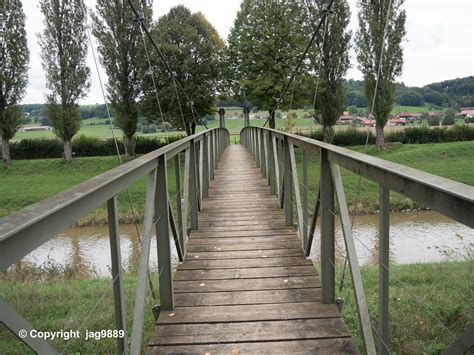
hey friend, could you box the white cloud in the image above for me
[20,0,473,104]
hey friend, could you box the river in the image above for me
[20,211,473,277]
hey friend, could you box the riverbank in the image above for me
[1,140,473,224]
[1,260,472,353]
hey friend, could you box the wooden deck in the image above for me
[147,145,358,354]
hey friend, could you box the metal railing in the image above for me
[0,128,230,354]
[240,126,474,355]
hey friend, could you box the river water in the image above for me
[21,211,473,277]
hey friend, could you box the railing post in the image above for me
[202,134,209,198]
[107,196,128,354]
[302,149,309,250]
[209,131,215,181]
[219,108,225,128]
[283,137,293,226]
[272,135,280,198]
[379,184,390,355]
[320,148,335,304]
[188,142,199,230]
[267,131,274,189]
[260,129,266,178]
[255,128,261,168]
[156,155,174,310]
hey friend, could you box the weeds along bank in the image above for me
[1,260,472,353]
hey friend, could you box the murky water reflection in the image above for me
[21,211,473,277]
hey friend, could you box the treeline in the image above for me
[344,77,474,108]
[21,104,109,123]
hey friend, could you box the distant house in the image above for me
[427,111,443,118]
[394,112,422,121]
[459,107,474,118]
[362,119,376,127]
[337,111,363,125]
[387,118,406,126]
[19,125,53,132]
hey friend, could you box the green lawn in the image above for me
[0,260,471,353]
[1,140,472,224]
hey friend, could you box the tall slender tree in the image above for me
[226,0,313,128]
[355,0,406,149]
[92,0,149,157]
[0,0,29,165]
[141,6,224,135]
[306,0,351,143]
[38,0,90,162]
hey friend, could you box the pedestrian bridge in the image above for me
[0,127,473,354]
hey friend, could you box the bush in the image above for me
[11,134,186,160]
[298,125,474,146]
[428,116,440,126]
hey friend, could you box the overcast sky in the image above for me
[21,0,473,105]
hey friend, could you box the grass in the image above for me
[1,141,473,222]
[0,260,471,353]
[0,275,159,354]
[338,260,474,353]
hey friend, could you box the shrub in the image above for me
[428,116,440,126]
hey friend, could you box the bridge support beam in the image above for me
[379,184,390,355]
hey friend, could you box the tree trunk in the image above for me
[376,123,385,150]
[191,122,196,135]
[63,139,73,162]
[268,110,276,129]
[323,124,332,143]
[123,134,136,159]
[185,123,191,136]
[2,138,12,166]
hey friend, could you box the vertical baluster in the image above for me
[198,139,204,208]
[174,154,184,255]
[107,196,128,354]
[320,148,335,304]
[260,129,266,178]
[288,143,304,245]
[379,185,390,355]
[156,155,174,310]
[272,135,280,198]
[131,169,157,354]
[202,135,209,198]
[209,131,215,181]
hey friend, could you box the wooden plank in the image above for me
[187,235,297,246]
[185,248,303,260]
[156,301,338,324]
[178,256,313,270]
[149,318,348,344]
[189,228,296,238]
[174,275,320,293]
[174,265,317,281]
[147,338,358,354]
[187,240,301,252]
[174,288,321,307]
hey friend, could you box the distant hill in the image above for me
[345,76,474,108]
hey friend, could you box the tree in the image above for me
[92,0,149,157]
[226,0,313,128]
[442,108,455,126]
[355,0,406,149]
[306,0,351,142]
[39,0,90,162]
[141,6,224,135]
[0,0,29,165]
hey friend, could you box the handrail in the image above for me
[240,126,474,355]
[0,127,230,354]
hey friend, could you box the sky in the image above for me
[20,0,474,105]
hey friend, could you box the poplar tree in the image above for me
[38,0,90,162]
[92,0,149,157]
[306,0,351,143]
[355,0,406,149]
[0,0,29,165]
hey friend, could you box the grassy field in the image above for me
[0,260,471,353]
[14,104,444,141]
[1,140,473,223]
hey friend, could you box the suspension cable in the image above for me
[126,0,208,130]
[263,0,334,127]
[79,0,159,307]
